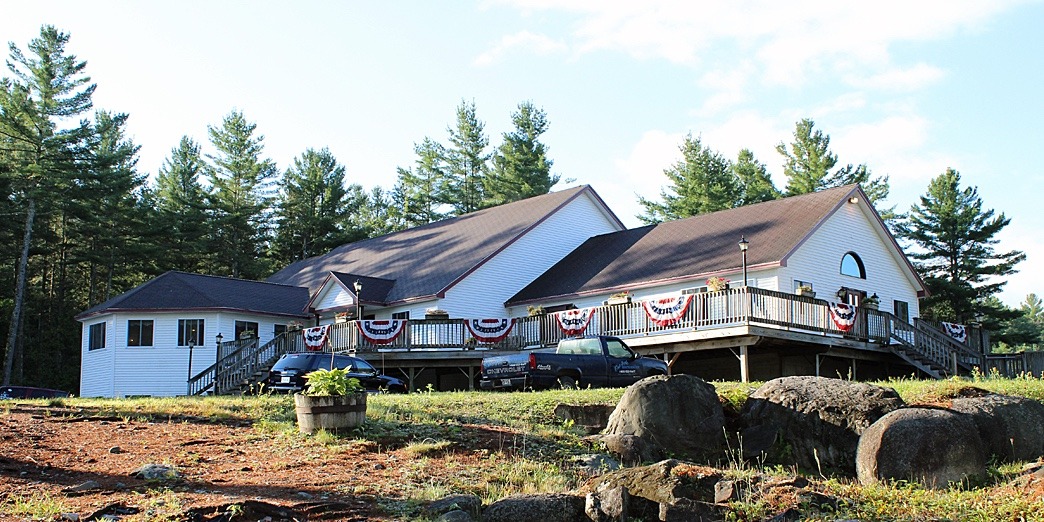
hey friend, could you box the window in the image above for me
[127,320,154,347]
[235,321,259,340]
[840,252,866,279]
[893,300,909,322]
[392,311,410,320]
[178,319,204,347]
[606,339,630,358]
[794,280,813,292]
[88,322,106,351]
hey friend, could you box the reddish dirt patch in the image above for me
[0,404,524,520]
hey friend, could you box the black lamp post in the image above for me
[738,236,749,287]
[353,280,363,320]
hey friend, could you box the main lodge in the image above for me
[76,184,987,397]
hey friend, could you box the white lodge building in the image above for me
[77,185,980,397]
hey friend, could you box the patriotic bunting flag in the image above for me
[555,307,596,336]
[302,325,330,351]
[466,318,515,343]
[829,302,857,332]
[641,294,693,327]
[357,320,407,345]
[942,322,968,343]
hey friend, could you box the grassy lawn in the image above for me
[9,374,1044,521]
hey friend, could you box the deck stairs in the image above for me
[884,314,983,379]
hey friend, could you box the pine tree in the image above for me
[205,110,277,279]
[777,118,836,196]
[393,137,447,228]
[897,168,1025,323]
[485,101,558,207]
[638,134,739,224]
[732,148,780,206]
[442,100,489,215]
[154,136,212,273]
[0,26,96,386]
[272,148,359,265]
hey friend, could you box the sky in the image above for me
[4,1,1043,306]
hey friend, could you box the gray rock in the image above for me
[598,434,650,466]
[590,459,721,505]
[437,510,474,522]
[482,493,586,522]
[425,494,482,518]
[948,392,1044,462]
[129,463,181,481]
[573,453,621,477]
[740,376,905,475]
[108,446,122,454]
[856,407,987,488]
[604,374,724,463]
[62,480,102,494]
[585,485,629,522]
[659,498,723,521]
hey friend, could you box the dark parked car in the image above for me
[0,386,71,399]
[265,352,407,394]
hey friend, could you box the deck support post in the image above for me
[851,358,857,380]
[739,345,750,383]
[952,352,959,376]
[667,353,683,376]
[408,367,416,393]
[815,354,821,376]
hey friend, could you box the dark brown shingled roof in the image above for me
[266,185,623,303]
[507,185,867,305]
[76,271,311,320]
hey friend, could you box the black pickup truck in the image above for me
[479,336,668,391]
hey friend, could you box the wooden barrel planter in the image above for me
[294,393,367,434]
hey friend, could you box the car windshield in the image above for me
[272,354,322,371]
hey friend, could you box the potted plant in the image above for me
[334,312,350,323]
[606,291,631,305]
[861,294,880,309]
[287,321,303,331]
[238,329,256,340]
[795,285,815,298]
[294,367,367,434]
[527,305,546,316]
[707,277,729,292]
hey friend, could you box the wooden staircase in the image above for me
[883,314,984,379]
[188,332,305,395]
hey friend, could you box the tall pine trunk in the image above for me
[4,199,35,385]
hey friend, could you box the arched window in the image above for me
[840,252,866,278]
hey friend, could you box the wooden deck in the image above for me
[189,287,989,394]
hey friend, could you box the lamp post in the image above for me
[353,280,363,320]
[738,236,749,287]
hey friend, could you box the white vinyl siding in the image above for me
[442,192,624,318]
[314,282,356,312]
[779,201,920,318]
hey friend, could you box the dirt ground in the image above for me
[0,403,515,521]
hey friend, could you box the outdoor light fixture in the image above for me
[353,280,363,320]
[848,196,859,204]
[216,333,223,344]
[738,236,749,287]
[836,287,847,299]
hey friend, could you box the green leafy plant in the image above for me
[303,367,364,396]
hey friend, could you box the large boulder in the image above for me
[603,375,724,462]
[948,392,1044,462]
[856,407,987,488]
[740,376,905,475]
[588,459,722,505]
[481,493,586,522]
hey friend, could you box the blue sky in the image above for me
[5,1,1043,306]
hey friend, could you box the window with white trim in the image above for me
[88,322,106,351]
[178,319,205,347]
[127,320,154,347]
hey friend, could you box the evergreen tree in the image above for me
[777,118,836,196]
[154,136,212,273]
[0,26,95,386]
[638,134,738,224]
[355,186,397,237]
[442,99,489,215]
[897,168,1025,323]
[485,101,558,207]
[732,148,780,206]
[205,110,277,279]
[393,137,447,228]
[272,148,360,265]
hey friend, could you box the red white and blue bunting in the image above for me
[829,302,857,333]
[555,307,597,337]
[357,320,407,345]
[641,294,693,327]
[302,325,330,351]
[466,318,515,344]
[942,322,968,343]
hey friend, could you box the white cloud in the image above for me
[494,0,1023,87]
[847,63,947,91]
[473,31,567,66]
